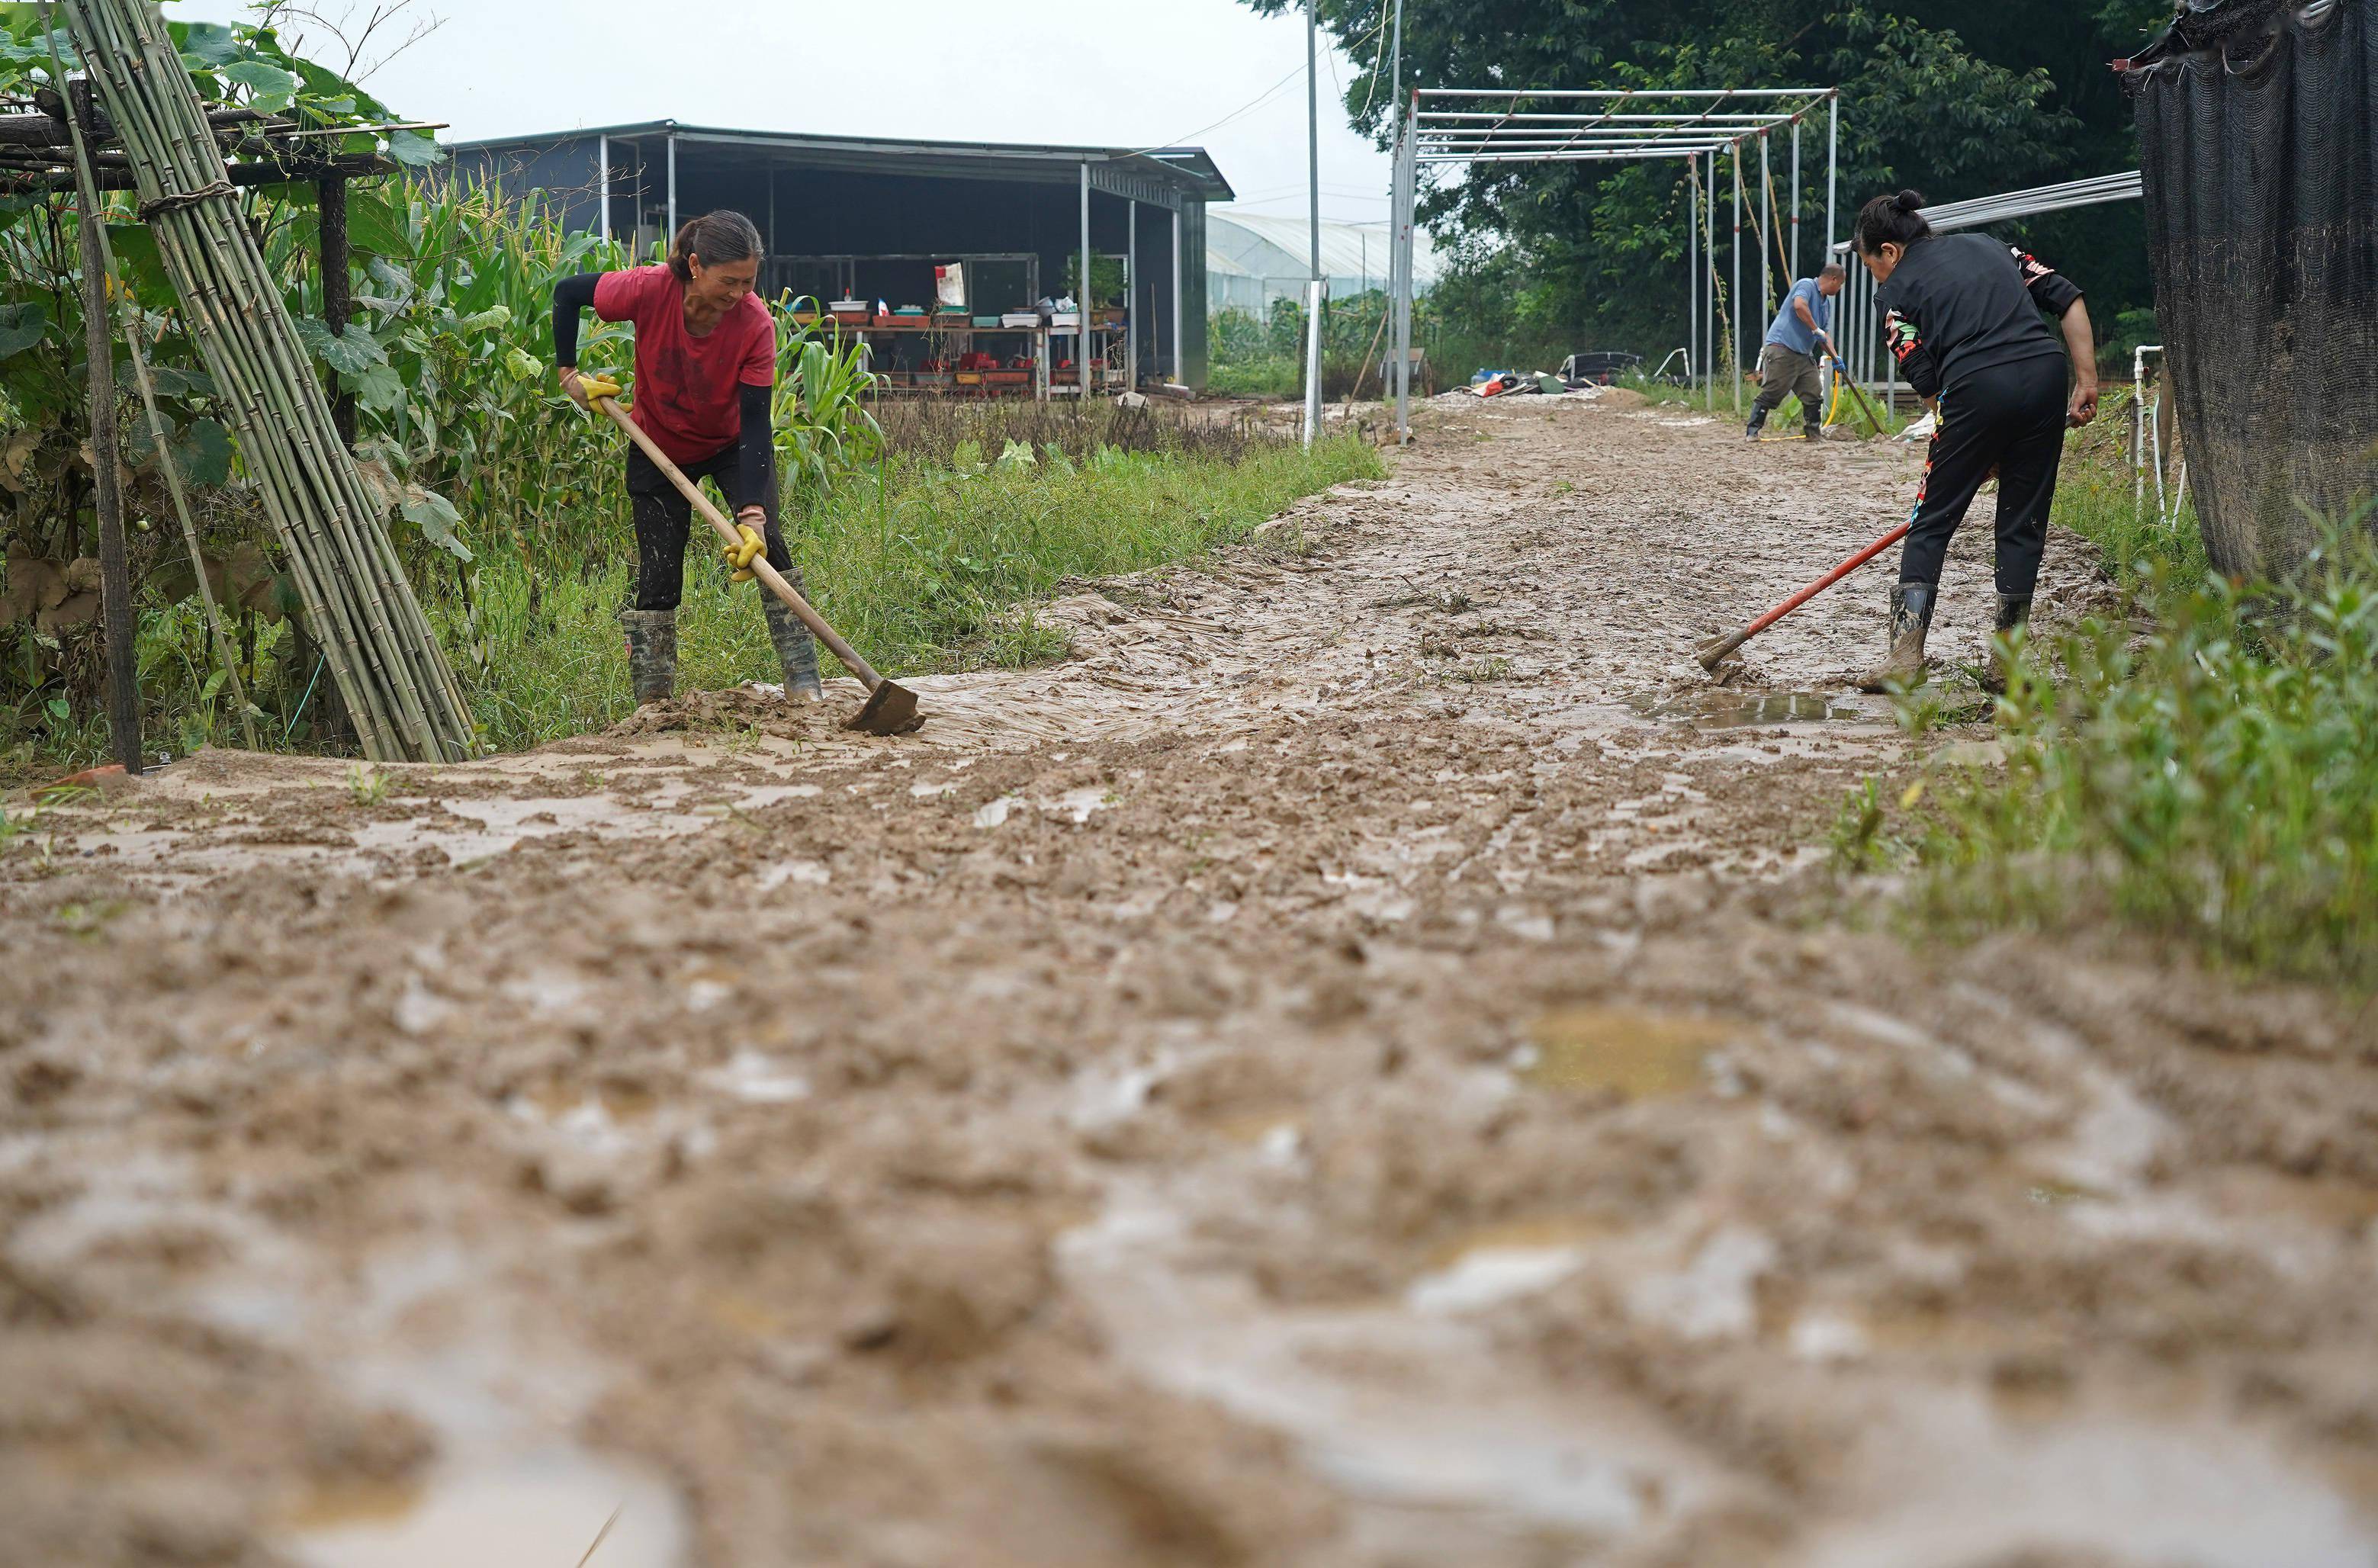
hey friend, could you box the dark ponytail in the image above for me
[1853,188,1931,258]
[668,210,764,282]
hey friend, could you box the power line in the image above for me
[1125,10,1388,158]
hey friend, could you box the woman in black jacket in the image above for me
[1852,190,2100,692]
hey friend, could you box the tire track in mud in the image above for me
[4,396,2376,1567]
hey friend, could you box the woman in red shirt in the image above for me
[550,210,822,705]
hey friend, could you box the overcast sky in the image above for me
[165,0,1400,225]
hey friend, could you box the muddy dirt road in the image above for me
[8,395,2378,1568]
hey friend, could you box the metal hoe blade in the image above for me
[846,679,923,736]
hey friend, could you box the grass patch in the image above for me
[445,428,1380,753]
[1838,429,2378,989]
[3,406,1379,775]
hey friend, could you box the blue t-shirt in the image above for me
[1764,278,1833,356]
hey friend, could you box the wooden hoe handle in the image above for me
[593,395,888,692]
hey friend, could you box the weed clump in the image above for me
[1869,516,2378,988]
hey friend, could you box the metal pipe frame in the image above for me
[1421,88,1827,98]
[1732,144,1743,417]
[1392,85,1835,442]
[1702,149,1715,405]
[1422,148,1731,164]
[1683,154,1702,404]
[1759,128,1772,320]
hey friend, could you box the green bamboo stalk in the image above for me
[79,6,408,754]
[63,0,477,762]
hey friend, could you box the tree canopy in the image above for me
[1240,1,2172,361]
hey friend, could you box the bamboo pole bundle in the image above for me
[61,0,476,762]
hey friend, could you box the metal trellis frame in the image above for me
[1825,170,2143,416]
[1389,86,1839,442]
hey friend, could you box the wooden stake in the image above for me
[318,173,355,450]
[44,5,139,773]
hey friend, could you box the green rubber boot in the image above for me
[1854,582,1935,694]
[763,585,825,703]
[1981,593,2033,696]
[619,607,676,705]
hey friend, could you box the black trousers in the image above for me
[1898,354,2068,597]
[626,442,793,612]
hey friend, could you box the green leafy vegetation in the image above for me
[1842,429,2377,988]
[0,16,1378,783]
[451,416,1380,753]
[1208,289,1408,400]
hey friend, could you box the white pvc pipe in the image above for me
[1732,145,1743,417]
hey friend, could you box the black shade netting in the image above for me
[2128,0,2378,577]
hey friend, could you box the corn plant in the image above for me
[771,307,881,500]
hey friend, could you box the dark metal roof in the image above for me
[447,120,1233,201]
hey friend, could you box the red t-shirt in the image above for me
[593,265,776,464]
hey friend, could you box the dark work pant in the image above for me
[1752,344,1824,432]
[626,442,792,612]
[1898,354,2069,597]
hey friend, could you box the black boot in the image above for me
[1854,582,1935,693]
[763,585,825,702]
[619,607,676,705]
[1981,593,2033,696]
[1745,410,1768,441]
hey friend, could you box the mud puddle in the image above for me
[284,1447,681,1568]
[1630,687,1887,730]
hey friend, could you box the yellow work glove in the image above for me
[723,522,765,583]
[569,371,622,410]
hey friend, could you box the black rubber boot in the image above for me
[1854,582,1936,693]
[1981,593,2033,696]
[619,607,676,705]
[1745,411,1767,441]
[762,586,825,703]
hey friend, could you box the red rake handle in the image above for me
[1698,521,1910,670]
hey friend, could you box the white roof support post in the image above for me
[1759,129,1772,320]
[1826,92,1840,260]
[1734,143,1746,416]
[1703,152,1716,404]
[597,133,610,246]
[1687,153,1699,397]
[1388,88,1407,445]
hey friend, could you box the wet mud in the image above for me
[5,397,2376,1566]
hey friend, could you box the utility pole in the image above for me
[1390,0,1410,441]
[1302,0,1324,448]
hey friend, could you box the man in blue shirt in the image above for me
[1746,263,1845,441]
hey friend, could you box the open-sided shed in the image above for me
[446,122,1232,391]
